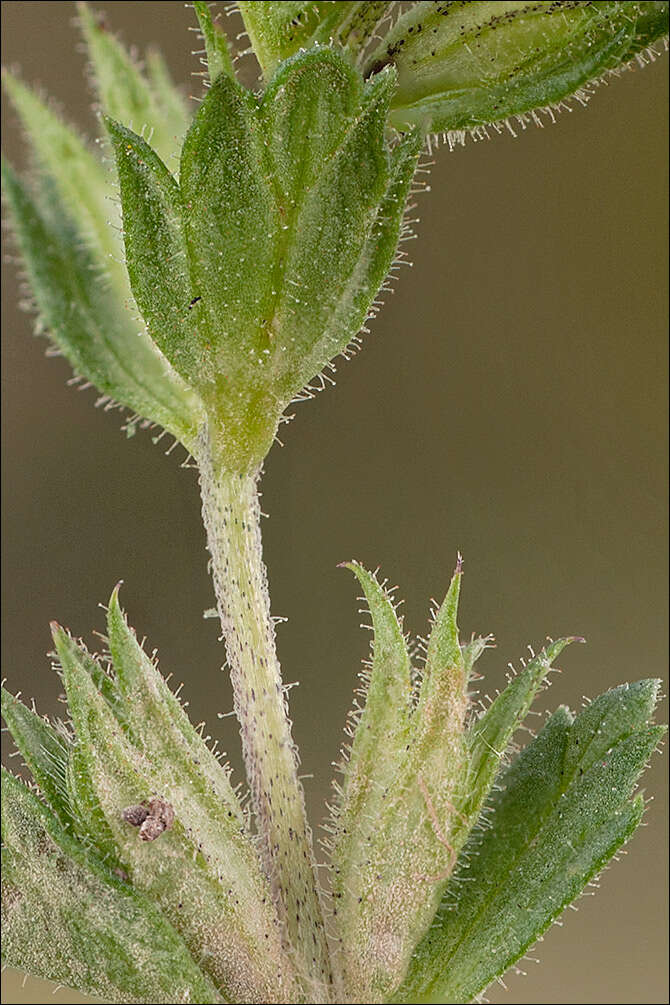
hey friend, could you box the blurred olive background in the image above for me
[1,4,667,1003]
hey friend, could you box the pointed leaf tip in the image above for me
[422,558,464,686]
[1,687,72,828]
[77,0,185,167]
[193,0,235,83]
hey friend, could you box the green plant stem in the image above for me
[198,436,333,1002]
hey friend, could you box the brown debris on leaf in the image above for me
[122,797,175,842]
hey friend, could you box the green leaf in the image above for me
[257,57,400,402]
[367,1,670,136]
[106,586,245,825]
[305,125,419,376]
[336,3,395,56]
[330,563,413,904]
[336,563,412,785]
[1,687,72,828]
[2,69,121,273]
[396,680,664,1004]
[564,677,663,777]
[77,1,184,169]
[1,158,201,450]
[238,1,396,75]
[261,48,365,215]
[193,1,235,82]
[144,46,191,143]
[332,563,472,1002]
[52,621,298,1002]
[418,561,465,715]
[1,769,222,1004]
[76,636,130,732]
[460,634,491,674]
[103,118,201,387]
[409,565,468,792]
[178,69,282,466]
[459,637,576,831]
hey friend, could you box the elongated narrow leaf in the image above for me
[259,60,397,396]
[1,770,221,1005]
[2,159,201,449]
[106,587,244,822]
[333,565,471,1002]
[331,563,413,897]
[367,1,670,136]
[75,637,130,732]
[396,680,664,1004]
[260,48,364,212]
[53,623,297,1002]
[193,1,235,82]
[459,638,576,830]
[179,72,278,383]
[296,127,419,385]
[418,562,465,720]
[180,71,283,466]
[406,566,469,811]
[336,563,412,791]
[330,562,413,998]
[2,70,120,271]
[104,118,202,385]
[77,2,183,168]
[144,46,191,141]
[1,688,72,828]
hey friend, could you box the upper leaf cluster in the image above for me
[4,3,665,469]
[108,48,419,471]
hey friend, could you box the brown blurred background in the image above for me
[1,4,667,1003]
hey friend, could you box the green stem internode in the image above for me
[198,433,334,1001]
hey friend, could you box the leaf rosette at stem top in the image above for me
[107,45,420,473]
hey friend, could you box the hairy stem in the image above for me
[198,435,333,1001]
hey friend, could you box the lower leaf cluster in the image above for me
[1,572,663,1004]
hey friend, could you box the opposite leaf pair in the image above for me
[5,36,419,473]
[108,47,419,472]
